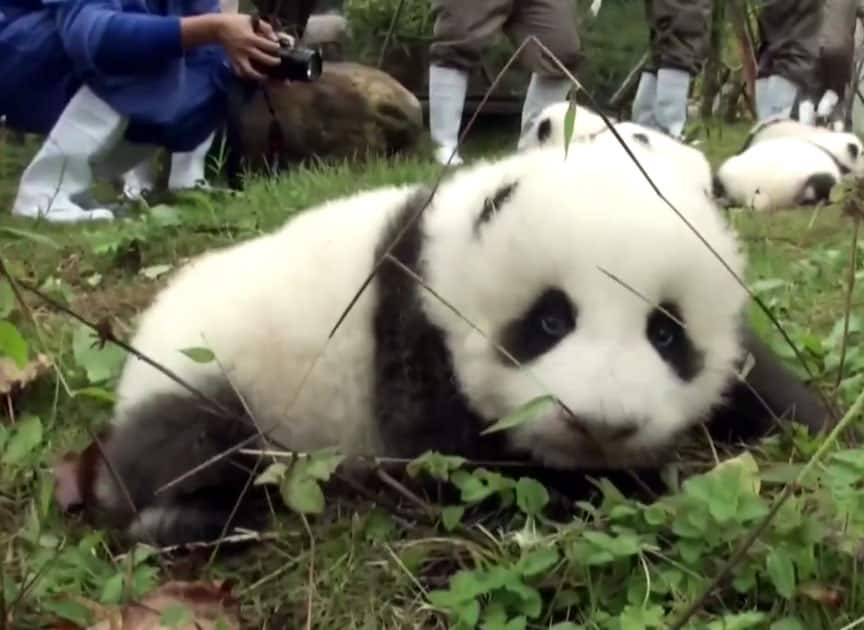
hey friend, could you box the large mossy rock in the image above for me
[226,61,424,184]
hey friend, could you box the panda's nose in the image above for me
[568,415,640,442]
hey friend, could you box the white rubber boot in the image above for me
[816,89,840,126]
[755,74,798,122]
[631,72,658,128]
[168,132,215,191]
[11,86,124,222]
[654,67,691,139]
[520,73,572,139]
[428,64,469,166]
[798,99,816,125]
[121,159,157,202]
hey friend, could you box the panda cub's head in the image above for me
[420,143,748,468]
[589,122,714,196]
[519,102,713,196]
[745,117,864,176]
[714,137,842,212]
[518,101,613,151]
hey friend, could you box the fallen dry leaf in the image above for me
[54,453,85,511]
[54,580,242,629]
[797,581,844,608]
[0,352,52,396]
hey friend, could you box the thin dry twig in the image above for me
[0,256,74,398]
[327,35,537,342]
[301,513,315,630]
[1,265,231,419]
[376,469,438,519]
[833,217,860,395]
[669,381,864,629]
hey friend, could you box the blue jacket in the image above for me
[0,0,236,151]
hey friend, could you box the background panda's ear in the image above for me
[632,132,651,148]
[847,142,860,160]
[537,118,552,144]
[474,181,519,236]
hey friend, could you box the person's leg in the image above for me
[645,0,712,138]
[120,158,158,202]
[632,1,660,128]
[428,0,512,165]
[167,132,216,191]
[506,0,583,138]
[11,85,126,222]
[755,0,822,121]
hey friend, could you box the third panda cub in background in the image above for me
[714,117,864,213]
[713,138,842,212]
[77,141,830,547]
[742,117,864,175]
[519,101,713,195]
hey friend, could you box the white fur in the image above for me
[110,143,747,476]
[112,185,421,459]
[519,101,713,196]
[589,122,714,196]
[517,101,612,151]
[715,137,842,212]
[747,118,864,176]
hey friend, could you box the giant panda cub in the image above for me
[713,117,864,212]
[713,137,844,212]
[517,101,612,150]
[77,142,830,546]
[741,117,864,176]
[589,122,714,196]
[518,102,713,195]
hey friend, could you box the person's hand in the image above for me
[216,14,281,81]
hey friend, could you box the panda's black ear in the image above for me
[632,132,651,147]
[711,174,726,199]
[537,118,552,144]
[474,181,519,236]
[847,142,860,160]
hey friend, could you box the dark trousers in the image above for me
[429,0,582,78]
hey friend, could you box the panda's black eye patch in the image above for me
[848,142,860,160]
[537,118,552,143]
[498,288,576,365]
[646,301,703,382]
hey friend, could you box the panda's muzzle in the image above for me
[561,411,640,443]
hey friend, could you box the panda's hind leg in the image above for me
[706,325,834,443]
[90,387,270,547]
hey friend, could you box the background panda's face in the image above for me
[518,102,610,151]
[834,133,864,175]
[421,146,747,469]
[752,121,864,176]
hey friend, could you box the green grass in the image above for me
[1,118,863,630]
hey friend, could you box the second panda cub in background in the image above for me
[713,117,864,213]
[518,101,713,195]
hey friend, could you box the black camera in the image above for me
[268,38,323,82]
[250,16,323,82]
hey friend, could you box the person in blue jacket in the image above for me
[0,0,283,222]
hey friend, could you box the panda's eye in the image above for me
[497,288,577,364]
[647,307,682,351]
[540,315,570,338]
[645,301,704,382]
[649,321,678,348]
